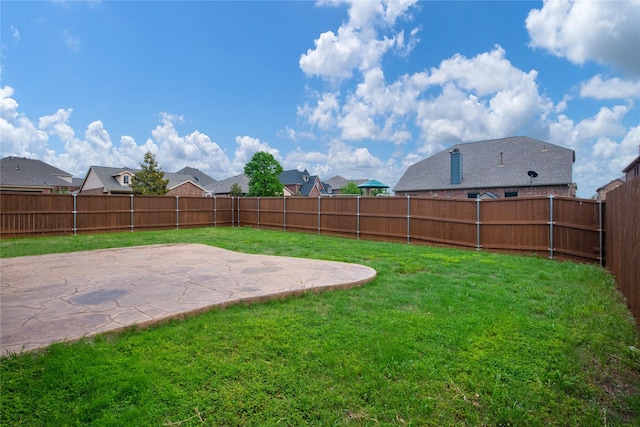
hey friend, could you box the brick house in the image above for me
[596,177,626,201]
[622,145,640,182]
[279,169,331,197]
[79,166,213,196]
[394,136,576,198]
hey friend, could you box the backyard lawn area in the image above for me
[1,227,639,426]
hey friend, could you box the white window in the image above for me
[123,175,129,185]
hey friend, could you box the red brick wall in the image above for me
[80,187,106,195]
[397,184,575,198]
[167,182,204,197]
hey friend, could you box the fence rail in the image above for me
[1,193,604,264]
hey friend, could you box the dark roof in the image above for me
[175,167,216,186]
[279,169,311,185]
[394,136,575,192]
[1,156,74,188]
[204,174,249,195]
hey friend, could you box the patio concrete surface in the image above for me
[0,243,376,355]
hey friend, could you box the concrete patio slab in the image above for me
[0,243,376,355]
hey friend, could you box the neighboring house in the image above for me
[79,166,212,197]
[279,169,331,197]
[0,156,79,193]
[394,136,576,198]
[175,167,217,186]
[204,174,251,196]
[622,145,640,182]
[325,175,368,194]
[596,176,626,201]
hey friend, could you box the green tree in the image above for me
[229,183,243,197]
[243,152,284,197]
[131,152,169,195]
[340,181,362,195]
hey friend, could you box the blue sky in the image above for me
[1,0,639,198]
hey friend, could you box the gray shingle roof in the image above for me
[325,175,368,190]
[82,166,205,193]
[175,167,216,186]
[204,174,249,195]
[394,136,575,192]
[1,157,74,188]
[279,169,310,185]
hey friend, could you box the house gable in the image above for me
[394,136,575,197]
[80,166,135,194]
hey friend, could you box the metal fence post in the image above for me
[257,197,261,229]
[598,200,604,266]
[318,197,321,235]
[407,195,411,244]
[73,193,77,235]
[283,196,287,231]
[130,194,134,232]
[476,197,481,251]
[549,195,554,259]
[213,196,217,227]
[175,196,180,229]
[357,196,361,239]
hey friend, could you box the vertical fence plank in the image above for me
[606,177,640,326]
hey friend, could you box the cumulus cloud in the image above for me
[526,0,640,75]
[232,135,282,172]
[283,138,392,183]
[0,86,49,157]
[580,75,640,100]
[549,104,631,149]
[299,0,418,80]
[547,104,639,194]
[300,44,552,154]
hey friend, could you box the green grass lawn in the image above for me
[1,227,639,426]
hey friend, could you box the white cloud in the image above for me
[232,135,282,172]
[63,29,81,52]
[300,30,553,154]
[299,0,418,80]
[526,0,640,75]
[580,75,640,100]
[0,86,49,157]
[151,112,235,177]
[547,105,639,195]
[549,104,631,149]
[11,25,20,43]
[298,92,339,130]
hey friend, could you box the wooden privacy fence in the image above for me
[235,195,603,263]
[605,177,640,325]
[1,193,603,264]
[0,194,233,236]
